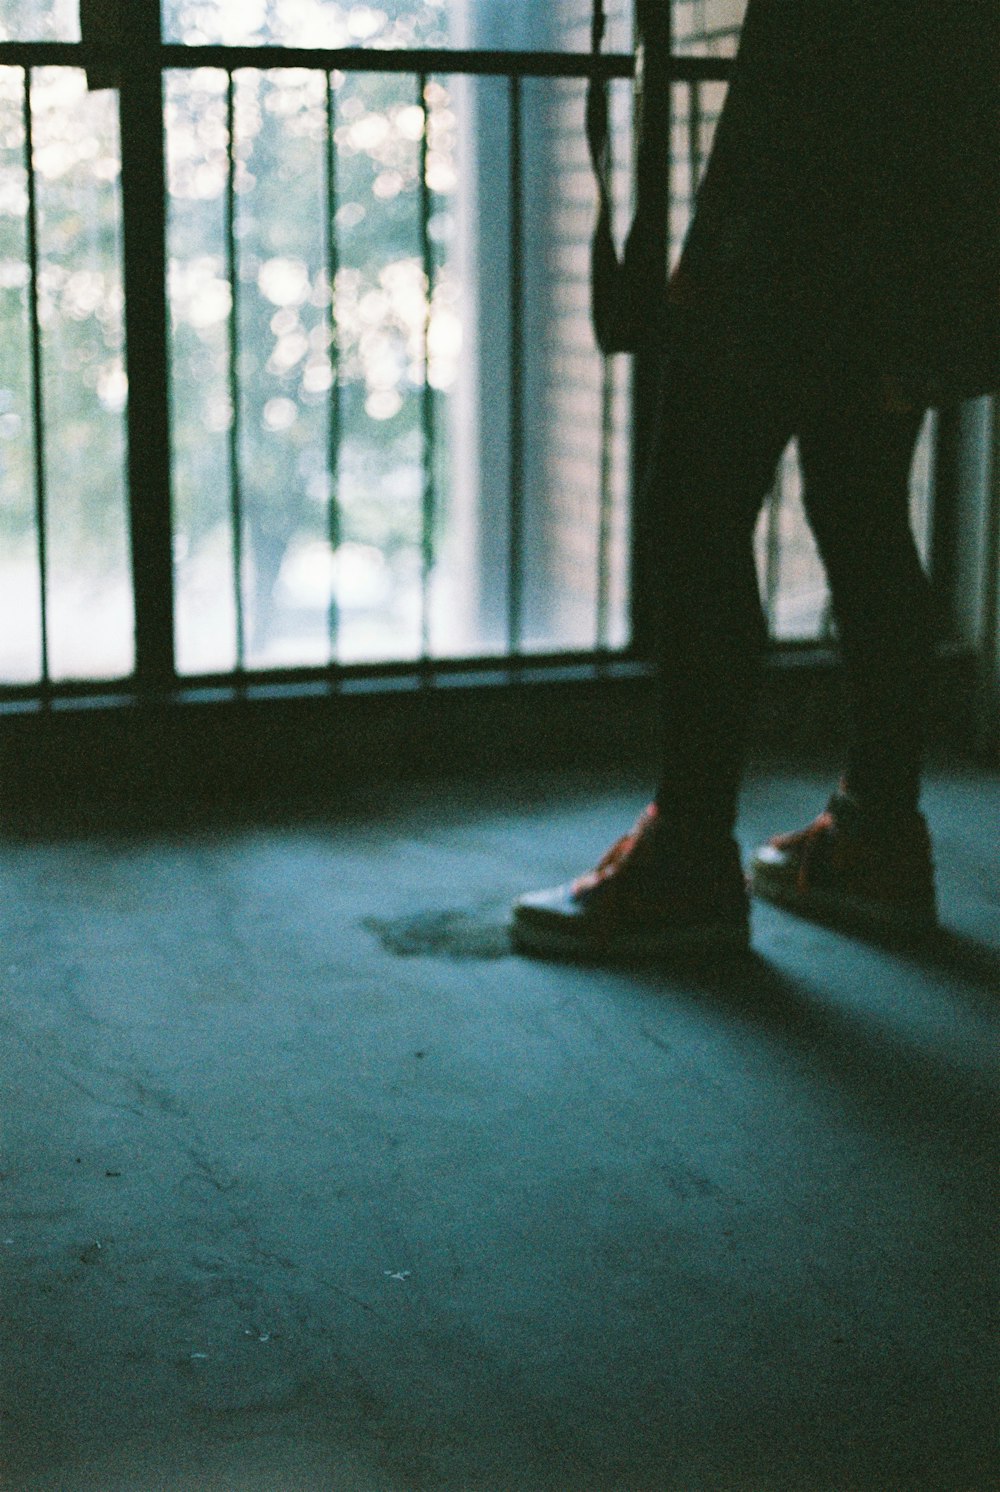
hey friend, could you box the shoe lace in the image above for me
[572,803,658,895]
[772,809,836,896]
[773,793,932,900]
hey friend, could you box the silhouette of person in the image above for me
[513,0,998,959]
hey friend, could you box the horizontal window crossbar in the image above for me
[0,648,652,711]
[3,639,974,717]
[0,41,733,83]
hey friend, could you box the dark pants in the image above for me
[648,355,933,840]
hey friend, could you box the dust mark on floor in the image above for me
[362,904,514,961]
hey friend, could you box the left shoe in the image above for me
[511,803,751,962]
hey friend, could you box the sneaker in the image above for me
[748,787,938,938]
[511,803,751,962]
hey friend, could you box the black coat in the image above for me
[673,0,999,402]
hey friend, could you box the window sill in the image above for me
[0,644,982,830]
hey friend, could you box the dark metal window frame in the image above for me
[0,7,965,725]
[0,8,739,710]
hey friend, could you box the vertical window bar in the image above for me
[119,0,175,690]
[324,70,341,671]
[224,70,246,672]
[418,71,436,664]
[506,71,525,662]
[22,68,49,690]
[595,357,614,657]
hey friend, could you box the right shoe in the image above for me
[747,787,938,939]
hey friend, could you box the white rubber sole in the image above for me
[510,913,751,963]
[749,866,938,941]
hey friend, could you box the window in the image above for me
[0,0,944,698]
[2,0,636,689]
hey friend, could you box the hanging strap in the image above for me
[585,0,613,227]
[587,0,667,250]
[586,0,670,353]
[591,0,607,56]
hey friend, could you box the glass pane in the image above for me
[755,444,830,642]
[909,411,934,568]
[673,0,747,57]
[163,1,452,49]
[31,68,133,681]
[553,0,631,55]
[670,77,727,274]
[0,0,79,43]
[518,74,631,653]
[170,63,632,674]
[235,67,341,668]
[758,415,936,644]
[0,68,132,685]
[331,68,429,663]
[422,75,469,655]
[170,66,441,671]
[0,68,42,682]
[167,66,236,675]
[162,0,633,52]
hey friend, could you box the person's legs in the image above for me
[748,384,938,936]
[796,388,933,815]
[511,356,794,960]
[650,359,795,842]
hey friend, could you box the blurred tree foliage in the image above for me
[0,65,127,574]
[0,0,459,661]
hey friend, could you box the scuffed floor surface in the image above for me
[1,763,997,1491]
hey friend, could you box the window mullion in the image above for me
[118,0,175,691]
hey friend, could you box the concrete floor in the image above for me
[1,760,997,1491]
